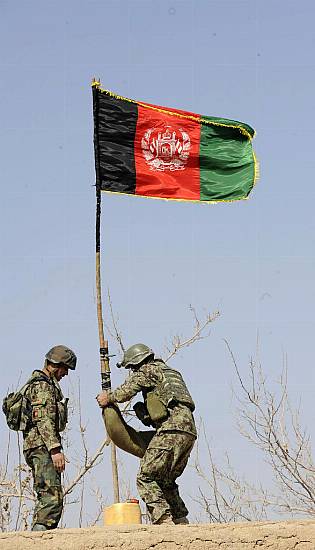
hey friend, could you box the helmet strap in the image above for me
[43,360,58,378]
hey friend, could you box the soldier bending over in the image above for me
[97,343,196,525]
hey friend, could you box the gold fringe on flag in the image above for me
[91,81,255,141]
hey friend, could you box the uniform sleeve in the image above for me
[108,368,157,404]
[29,381,61,452]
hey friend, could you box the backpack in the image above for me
[3,375,69,433]
[2,374,50,432]
[2,382,33,431]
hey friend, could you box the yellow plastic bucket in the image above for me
[103,500,142,525]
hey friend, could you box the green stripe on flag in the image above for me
[199,123,255,202]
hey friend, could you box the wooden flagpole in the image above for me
[92,79,120,503]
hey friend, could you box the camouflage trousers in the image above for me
[137,431,196,524]
[24,445,63,529]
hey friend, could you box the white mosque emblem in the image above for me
[141,126,191,171]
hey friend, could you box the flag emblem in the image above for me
[141,126,191,172]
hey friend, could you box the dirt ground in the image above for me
[1,520,315,550]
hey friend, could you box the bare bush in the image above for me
[225,340,315,517]
[193,341,315,522]
[0,433,34,532]
[192,420,269,522]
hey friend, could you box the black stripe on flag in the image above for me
[96,91,138,194]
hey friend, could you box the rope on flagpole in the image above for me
[92,80,120,504]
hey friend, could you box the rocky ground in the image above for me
[1,520,315,550]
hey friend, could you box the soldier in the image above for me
[23,345,77,531]
[97,343,196,525]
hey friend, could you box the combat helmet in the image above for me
[117,343,154,369]
[45,345,77,370]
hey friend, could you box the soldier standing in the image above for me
[23,345,77,531]
[97,343,196,525]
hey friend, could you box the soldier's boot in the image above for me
[32,524,48,531]
[155,513,174,525]
[173,516,189,525]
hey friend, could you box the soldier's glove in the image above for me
[133,401,152,427]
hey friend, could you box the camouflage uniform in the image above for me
[23,370,64,529]
[108,359,196,523]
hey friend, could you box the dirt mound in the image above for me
[1,520,315,550]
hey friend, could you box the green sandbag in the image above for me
[102,405,155,458]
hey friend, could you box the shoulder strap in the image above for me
[22,374,53,397]
[19,382,32,396]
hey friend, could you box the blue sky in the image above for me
[1,0,315,526]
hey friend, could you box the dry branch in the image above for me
[164,307,220,362]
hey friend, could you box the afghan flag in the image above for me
[92,83,257,204]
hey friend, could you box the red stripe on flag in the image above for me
[134,105,200,200]
[140,101,201,120]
